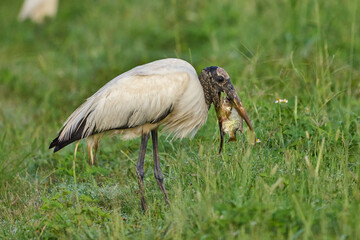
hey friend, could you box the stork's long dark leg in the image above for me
[136,132,150,212]
[218,119,225,154]
[151,129,169,205]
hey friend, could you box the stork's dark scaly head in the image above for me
[199,66,254,133]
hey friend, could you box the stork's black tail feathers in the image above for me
[49,116,88,153]
[49,134,80,153]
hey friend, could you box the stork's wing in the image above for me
[49,72,190,152]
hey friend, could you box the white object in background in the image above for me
[275,98,288,104]
[18,0,58,24]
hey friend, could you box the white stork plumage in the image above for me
[49,58,254,211]
[18,0,58,24]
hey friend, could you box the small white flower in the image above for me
[256,139,261,143]
[275,98,288,104]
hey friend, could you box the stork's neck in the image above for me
[198,69,214,110]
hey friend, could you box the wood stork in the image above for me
[18,0,58,24]
[49,58,254,211]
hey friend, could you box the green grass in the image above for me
[0,0,359,239]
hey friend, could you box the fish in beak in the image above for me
[219,97,243,142]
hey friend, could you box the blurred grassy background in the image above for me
[0,0,359,239]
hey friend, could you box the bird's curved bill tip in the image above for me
[230,95,256,145]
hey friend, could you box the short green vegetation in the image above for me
[0,0,359,239]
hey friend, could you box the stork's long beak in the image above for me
[225,86,254,132]
[222,83,256,146]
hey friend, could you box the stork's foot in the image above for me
[140,195,147,212]
[156,177,170,205]
[136,169,147,213]
[136,169,146,213]
[151,129,170,206]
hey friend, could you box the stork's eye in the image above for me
[215,76,224,82]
